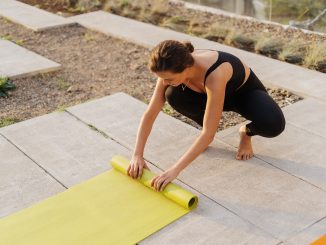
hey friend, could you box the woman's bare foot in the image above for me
[236,125,254,160]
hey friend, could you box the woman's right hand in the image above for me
[127,155,151,179]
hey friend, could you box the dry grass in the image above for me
[278,40,309,64]
[304,42,326,69]
[254,34,284,58]
[205,23,231,42]
[161,15,190,32]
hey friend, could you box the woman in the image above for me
[127,40,286,192]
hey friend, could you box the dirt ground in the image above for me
[0,16,301,131]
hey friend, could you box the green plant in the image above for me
[0,35,23,45]
[162,103,174,115]
[0,117,19,128]
[0,77,16,97]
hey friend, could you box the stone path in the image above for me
[0,0,74,31]
[0,39,61,78]
[0,3,325,245]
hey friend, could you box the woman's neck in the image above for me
[187,56,206,86]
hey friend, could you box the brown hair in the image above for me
[148,40,194,73]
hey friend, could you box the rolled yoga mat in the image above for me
[0,155,198,245]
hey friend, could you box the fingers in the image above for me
[138,165,143,179]
[160,180,168,192]
[151,176,168,192]
[127,165,131,176]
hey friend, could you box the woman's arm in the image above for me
[151,64,231,191]
[128,78,168,179]
[172,72,227,173]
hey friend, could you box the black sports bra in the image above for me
[199,49,246,94]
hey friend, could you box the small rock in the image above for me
[130,64,141,70]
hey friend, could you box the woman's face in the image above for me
[155,70,188,87]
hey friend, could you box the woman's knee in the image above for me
[164,86,206,126]
[262,110,286,137]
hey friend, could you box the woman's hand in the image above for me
[127,155,151,179]
[151,167,180,192]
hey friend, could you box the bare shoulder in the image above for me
[205,62,232,93]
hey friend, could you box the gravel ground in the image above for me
[0,17,301,131]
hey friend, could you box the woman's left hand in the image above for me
[151,167,180,192]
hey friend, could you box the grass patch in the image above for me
[255,35,284,58]
[279,40,308,64]
[162,103,174,115]
[0,35,24,45]
[56,78,71,91]
[55,104,68,112]
[0,117,19,128]
[304,42,326,72]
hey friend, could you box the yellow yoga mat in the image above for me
[0,155,198,245]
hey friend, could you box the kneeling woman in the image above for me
[127,40,286,192]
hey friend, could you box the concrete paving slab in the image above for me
[0,111,131,187]
[69,11,326,100]
[0,113,280,244]
[286,217,326,245]
[0,0,74,31]
[140,183,280,245]
[281,98,326,139]
[149,138,326,240]
[67,92,202,159]
[219,122,326,191]
[66,92,326,240]
[0,135,65,218]
[0,39,61,78]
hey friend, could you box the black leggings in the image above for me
[164,69,286,137]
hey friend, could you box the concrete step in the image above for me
[66,92,326,241]
[68,11,326,101]
[0,107,280,244]
[0,39,60,78]
[0,0,74,31]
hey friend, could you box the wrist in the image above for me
[171,164,182,174]
[132,153,143,158]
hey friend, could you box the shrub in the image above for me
[0,77,16,97]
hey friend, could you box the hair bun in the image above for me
[182,41,194,53]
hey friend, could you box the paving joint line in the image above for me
[285,215,326,242]
[219,138,326,192]
[287,121,326,140]
[0,132,68,189]
[65,110,280,241]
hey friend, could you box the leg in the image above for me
[165,85,207,126]
[234,89,286,138]
[233,89,286,160]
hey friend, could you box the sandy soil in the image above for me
[0,17,301,131]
